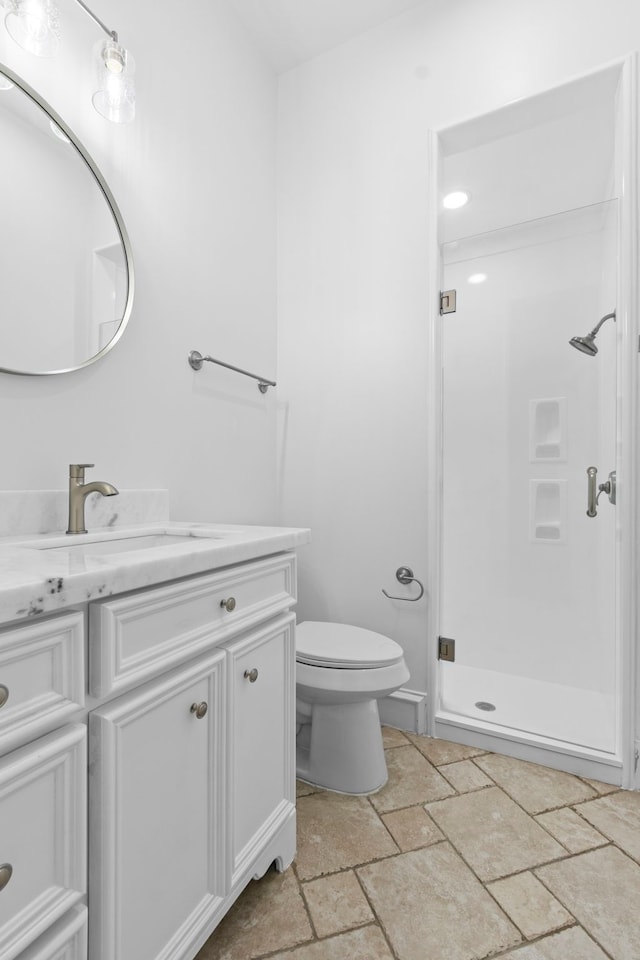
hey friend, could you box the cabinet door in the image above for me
[18,905,87,960]
[0,726,86,960]
[89,649,226,960]
[226,614,296,886]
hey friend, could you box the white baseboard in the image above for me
[378,688,428,734]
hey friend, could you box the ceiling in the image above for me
[227,0,427,73]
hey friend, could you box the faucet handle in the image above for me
[69,463,95,479]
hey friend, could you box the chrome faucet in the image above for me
[66,463,119,535]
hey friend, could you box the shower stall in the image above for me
[427,59,639,788]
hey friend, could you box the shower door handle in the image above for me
[586,466,616,517]
[586,466,598,517]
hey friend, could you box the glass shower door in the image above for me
[439,201,618,755]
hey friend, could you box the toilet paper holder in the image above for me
[382,566,425,602]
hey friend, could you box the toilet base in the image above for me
[296,698,388,795]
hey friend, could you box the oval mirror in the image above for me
[0,64,134,375]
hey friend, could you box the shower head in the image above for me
[569,311,616,356]
[569,333,599,355]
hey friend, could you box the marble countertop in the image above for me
[0,522,311,626]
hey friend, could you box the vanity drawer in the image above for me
[0,612,85,756]
[0,725,86,960]
[89,552,296,697]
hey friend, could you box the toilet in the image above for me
[295,621,410,795]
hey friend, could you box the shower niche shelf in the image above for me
[530,479,567,544]
[529,397,567,462]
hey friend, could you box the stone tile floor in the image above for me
[195,727,640,960]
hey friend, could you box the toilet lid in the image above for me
[296,621,404,669]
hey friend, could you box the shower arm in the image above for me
[588,311,616,338]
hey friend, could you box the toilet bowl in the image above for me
[295,621,410,795]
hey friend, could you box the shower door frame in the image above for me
[425,55,640,790]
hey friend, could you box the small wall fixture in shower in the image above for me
[530,397,566,461]
[530,479,567,543]
[569,310,616,356]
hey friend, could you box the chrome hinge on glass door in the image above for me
[438,637,456,661]
[440,290,457,314]
[586,466,616,517]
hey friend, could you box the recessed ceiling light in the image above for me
[443,190,470,210]
[468,273,487,284]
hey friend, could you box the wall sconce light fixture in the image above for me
[4,0,60,57]
[2,0,135,122]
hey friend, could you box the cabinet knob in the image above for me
[0,685,8,709]
[190,701,208,719]
[220,597,236,612]
[244,668,259,683]
[0,863,13,892]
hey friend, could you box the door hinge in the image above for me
[438,636,455,661]
[440,289,457,315]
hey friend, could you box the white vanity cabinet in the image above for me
[87,553,298,960]
[0,538,301,960]
[0,613,87,960]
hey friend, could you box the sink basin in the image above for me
[34,533,223,556]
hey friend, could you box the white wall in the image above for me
[277,0,640,699]
[0,0,278,524]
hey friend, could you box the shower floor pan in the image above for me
[439,663,616,755]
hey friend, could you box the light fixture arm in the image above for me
[72,0,117,42]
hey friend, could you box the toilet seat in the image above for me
[296,621,404,670]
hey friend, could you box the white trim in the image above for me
[378,687,428,734]
[617,53,640,790]
[426,128,443,740]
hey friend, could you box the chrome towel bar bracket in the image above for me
[188,350,276,393]
[382,566,425,602]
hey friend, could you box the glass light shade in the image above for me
[92,37,135,123]
[4,0,61,58]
